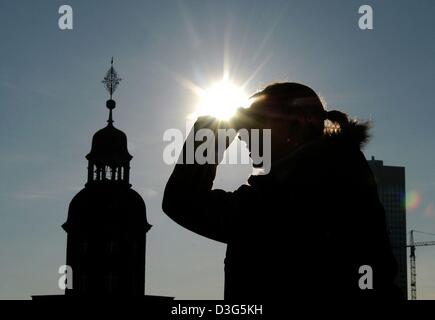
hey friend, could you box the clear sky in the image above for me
[1,0,435,299]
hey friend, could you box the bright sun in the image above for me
[194,79,250,120]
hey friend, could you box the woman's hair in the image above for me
[324,110,350,134]
[250,82,350,139]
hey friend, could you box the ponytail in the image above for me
[324,110,349,134]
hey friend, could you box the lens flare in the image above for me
[405,191,422,211]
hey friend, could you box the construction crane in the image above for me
[407,230,435,300]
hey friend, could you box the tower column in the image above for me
[125,165,130,184]
[87,161,94,182]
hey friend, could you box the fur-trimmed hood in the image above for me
[250,119,372,183]
[323,119,371,149]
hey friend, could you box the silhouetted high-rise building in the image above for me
[368,156,407,299]
[62,60,151,296]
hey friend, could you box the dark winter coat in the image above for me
[163,121,402,300]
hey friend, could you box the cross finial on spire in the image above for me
[102,57,122,100]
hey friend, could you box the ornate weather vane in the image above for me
[102,57,122,100]
[102,58,122,124]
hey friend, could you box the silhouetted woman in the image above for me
[163,82,402,300]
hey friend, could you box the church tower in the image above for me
[62,60,151,296]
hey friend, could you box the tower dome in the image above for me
[87,123,131,163]
[87,99,131,160]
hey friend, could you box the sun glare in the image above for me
[194,79,250,120]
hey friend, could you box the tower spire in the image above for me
[102,58,122,124]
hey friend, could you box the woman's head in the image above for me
[236,82,349,160]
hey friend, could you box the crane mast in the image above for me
[409,230,416,300]
[407,230,435,300]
